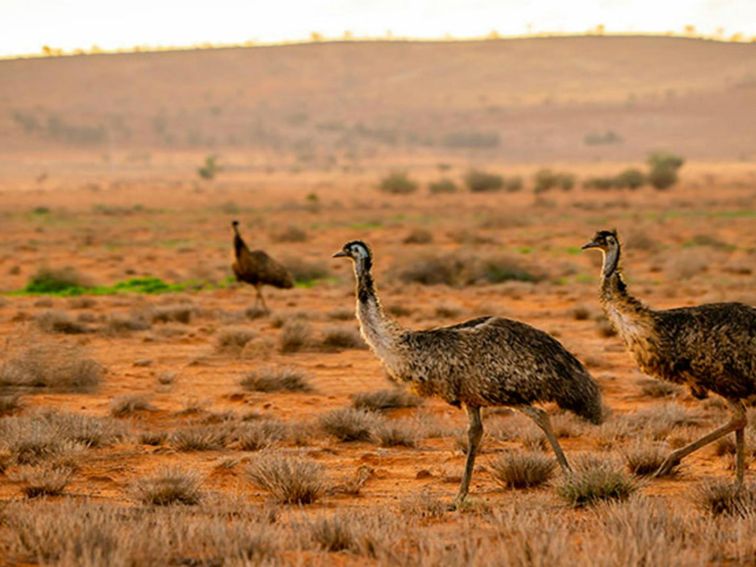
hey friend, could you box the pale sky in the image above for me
[2,0,753,57]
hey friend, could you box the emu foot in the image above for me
[654,454,682,478]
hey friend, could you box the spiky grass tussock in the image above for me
[695,479,756,517]
[246,453,324,504]
[233,421,289,451]
[319,408,382,442]
[489,451,556,489]
[374,420,421,448]
[623,442,675,477]
[240,366,313,393]
[14,464,73,498]
[169,425,227,451]
[279,320,312,353]
[557,457,638,507]
[131,467,202,505]
[351,388,422,412]
[110,395,154,417]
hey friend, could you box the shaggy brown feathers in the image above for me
[231,220,293,311]
[583,229,755,483]
[334,240,602,506]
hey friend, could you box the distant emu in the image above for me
[583,229,755,484]
[334,240,603,507]
[231,220,293,312]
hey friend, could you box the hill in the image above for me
[1,36,755,162]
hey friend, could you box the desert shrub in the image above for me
[464,169,503,193]
[197,154,219,180]
[282,257,330,284]
[215,326,256,352]
[151,304,194,324]
[319,408,381,442]
[103,312,151,335]
[35,310,89,334]
[240,366,313,393]
[557,457,637,507]
[327,307,353,320]
[638,378,682,398]
[132,467,202,505]
[379,171,418,194]
[596,317,617,337]
[623,441,673,476]
[399,491,446,519]
[695,479,756,517]
[0,342,103,392]
[271,225,308,243]
[428,179,457,194]
[245,305,268,320]
[502,175,524,192]
[584,130,622,145]
[25,266,92,294]
[279,320,312,353]
[0,394,21,415]
[533,169,575,193]
[233,420,289,451]
[67,296,96,309]
[443,130,500,148]
[393,251,539,287]
[169,425,227,451]
[583,175,618,191]
[352,389,422,412]
[615,168,646,189]
[246,453,324,504]
[14,464,73,498]
[647,151,684,190]
[403,228,434,244]
[320,326,366,351]
[110,395,154,417]
[490,451,556,488]
[375,420,421,447]
[571,306,592,320]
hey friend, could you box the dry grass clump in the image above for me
[489,451,556,488]
[233,420,289,451]
[240,366,313,393]
[327,307,353,321]
[169,425,227,451]
[14,464,73,498]
[0,411,123,465]
[245,305,268,319]
[319,326,367,351]
[35,310,89,334]
[351,388,422,412]
[138,430,167,446]
[103,312,152,335]
[625,403,703,439]
[271,225,308,242]
[132,467,202,505]
[557,457,637,507]
[110,394,154,417]
[403,228,434,244]
[306,511,397,556]
[0,394,22,415]
[282,257,330,284]
[215,326,256,352]
[0,342,104,393]
[246,453,324,504]
[695,480,756,517]
[571,305,592,320]
[279,320,312,353]
[319,408,382,442]
[666,249,709,280]
[623,441,674,476]
[67,296,96,309]
[374,420,421,447]
[550,412,586,438]
[151,304,194,324]
[596,317,618,337]
[638,378,683,398]
[399,491,446,519]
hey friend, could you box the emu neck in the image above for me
[353,261,401,359]
[599,251,651,338]
[233,232,246,256]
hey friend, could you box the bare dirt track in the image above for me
[0,37,755,566]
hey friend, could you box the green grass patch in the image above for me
[14,276,228,297]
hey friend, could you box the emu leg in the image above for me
[655,400,747,481]
[254,285,269,312]
[453,405,483,508]
[519,406,572,473]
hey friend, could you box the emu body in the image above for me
[335,240,602,505]
[231,220,293,312]
[584,229,756,483]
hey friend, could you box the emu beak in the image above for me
[332,250,348,258]
[581,240,600,250]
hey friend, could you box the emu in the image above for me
[334,240,603,506]
[231,220,293,312]
[583,229,755,484]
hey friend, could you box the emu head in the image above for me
[333,240,373,271]
[582,229,620,253]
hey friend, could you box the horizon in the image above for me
[3,0,755,58]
